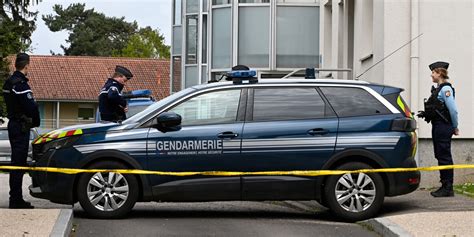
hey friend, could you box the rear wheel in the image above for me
[77,161,139,218]
[324,162,385,222]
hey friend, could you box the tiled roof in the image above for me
[8,55,170,102]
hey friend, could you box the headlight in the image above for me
[42,136,81,153]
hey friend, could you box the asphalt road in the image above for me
[72,201,377,237]
[0,174,376,236]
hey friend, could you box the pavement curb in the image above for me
[50,209,73,237]
[359,217,413,237]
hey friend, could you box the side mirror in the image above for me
[156,112,182,132]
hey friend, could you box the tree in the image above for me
[115,26,170,59]
[43,3,138,56]
[0,0,38,116]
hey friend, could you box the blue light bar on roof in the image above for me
[225,70,257,78]
[130,90,151,96]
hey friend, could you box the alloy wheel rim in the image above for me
[334,173,376,213]
[87,172,129,212]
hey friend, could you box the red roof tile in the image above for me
[8,55,170,102]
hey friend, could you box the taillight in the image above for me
[396,96,413,118]
[391,118,417,132]
[408,177,419,185]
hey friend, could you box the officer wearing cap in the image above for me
[2,53,40,209]
[418,61,459,197]
[98,65,133,122]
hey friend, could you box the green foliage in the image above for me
[114,27,170,59]
[454,183,474,198]
[43,3,170,58]
[0,0,39,116]
[43,3,137,56]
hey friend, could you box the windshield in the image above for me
[126,105,150,118]
[123,87,195,124]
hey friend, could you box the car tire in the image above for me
[324,162,385,222]
[77,160,139,219]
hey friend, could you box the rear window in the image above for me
[383,93,413,118]
[320,87,391,117]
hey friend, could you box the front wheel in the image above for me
[77,161,139,218]
[324,162,385,222]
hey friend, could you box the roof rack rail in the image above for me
[282,68,353,80]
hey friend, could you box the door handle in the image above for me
[308,128,329,136]
[217,131,239,139]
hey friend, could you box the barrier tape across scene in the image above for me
[0,164,474,176]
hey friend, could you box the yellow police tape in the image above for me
[0,164,474,176]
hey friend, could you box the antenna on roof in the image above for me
[282,68,352,79]
[355,33,423,80]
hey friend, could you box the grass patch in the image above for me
[454,183,474,198]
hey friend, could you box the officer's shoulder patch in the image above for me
[445,90,451,97]
[27,92,33,99]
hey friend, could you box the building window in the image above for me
[202,15,208,64]
[78,107,95,120]
[172,56,182,93]
[186,0,199,13]
[186,15,198,64]
[172,26,182,55]
[174,0,182,25]
[203,0,209,12]
[211,7,232,69]
[238,6,270,68]
[277,0,319,3]
[239,0,270,3]
[276,6,320,68]
[201,65,208,83]
[213,0,231,5]
[185,66,199,87]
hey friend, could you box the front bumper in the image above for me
[28,149,76,204]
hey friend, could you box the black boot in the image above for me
[9,200,34,209]
[430,181,454,198]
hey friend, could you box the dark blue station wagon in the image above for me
[30,77,419,221]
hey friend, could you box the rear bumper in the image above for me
[386,158,420,196]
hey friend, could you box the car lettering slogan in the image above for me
[156,140,223,155]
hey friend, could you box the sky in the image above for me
[29,0,172,55]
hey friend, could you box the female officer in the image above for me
[427,61,459,197]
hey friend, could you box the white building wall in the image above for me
[322,0,474,139]
[417,0,473,139]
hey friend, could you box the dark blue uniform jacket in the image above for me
[98,78,127,122]
[2,71,40,127]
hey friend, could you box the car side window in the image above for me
[253,87,335,121]
[169,89,241,126]
[0,130,8,140]
[320,87,391,117]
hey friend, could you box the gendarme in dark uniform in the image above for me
[98,66,133,122]
[2,53,40,209]
[418,61,459,198]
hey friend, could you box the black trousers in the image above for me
[8,120,30,202]
[431,120,454,183]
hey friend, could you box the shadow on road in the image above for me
[73,202,343,223]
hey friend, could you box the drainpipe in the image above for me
[410,0,420,164]
[56,101,60,129]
